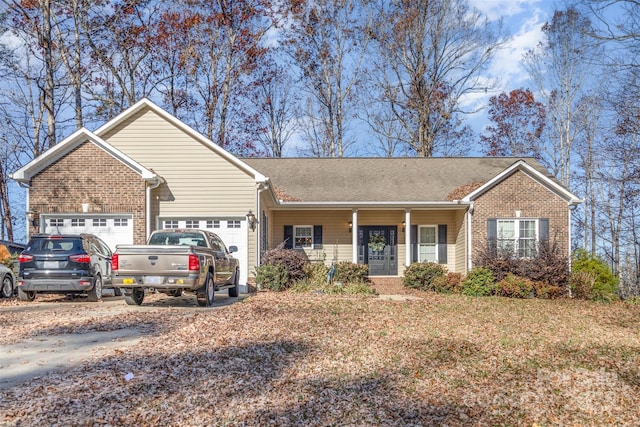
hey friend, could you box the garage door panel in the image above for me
[42,215,133,252]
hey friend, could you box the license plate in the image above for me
[44,261,59,269]
[145,276,162,285]
[122,278,135,285]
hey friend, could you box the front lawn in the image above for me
[2,292,639,425]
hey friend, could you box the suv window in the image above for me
[28,238,83,253]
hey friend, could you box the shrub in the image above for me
[495,274,534,299]
[461,267,495,297]
[303,263,330,285]
[533,281,565,299]
[403,262,447,291]
[571,249,619,302]
[261,249,308,283]
[334,261,368,284]
[255,264,289,291]
[570,270,596,300]
[432,272,463,294]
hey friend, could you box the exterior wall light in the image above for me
[348,220,353,233]
[27,210,40,228]
[402,220,406,232]
[246,210,257,232]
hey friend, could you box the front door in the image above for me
[359,226,397,276]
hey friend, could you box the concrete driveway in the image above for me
[0,290,244,390]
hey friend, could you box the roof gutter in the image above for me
[146,175,165,239]
[272,200,471,209]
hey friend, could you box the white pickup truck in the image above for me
[111,229,240,307]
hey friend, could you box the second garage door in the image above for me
[41,214,134,252]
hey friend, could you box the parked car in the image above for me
[17,234,115,302]
[0,263,16,298]
[112,229,239,306]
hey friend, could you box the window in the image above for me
[71,218,85,227]
[93,218,107,227]
[186,220,199,229]
[497,219,538,258]
[294,226,313,249]
[114,218,128,227]
[227,220,241,229]
[50,218,64,227]
[164,220,178,229]
[418,226,437,262]
[206,220,220,229]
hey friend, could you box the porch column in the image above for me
[405,209,411,267]
[351,209,358,263]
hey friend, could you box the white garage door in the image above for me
[41,214,134,252]
[159,218,248,286]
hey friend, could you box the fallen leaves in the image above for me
[0,292,639,425]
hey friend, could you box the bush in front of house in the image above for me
[255,263,289,291]
[571,249,619,302]
[460,267,495,297]
[260,248,308,283]
[431,272,463,294]
[495,273,534,299]
[303,262,330,285]
[334,261,368,284]
[403,262,447,291]
[532,281,566,299]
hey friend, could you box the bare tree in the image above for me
[524,7,599,189]
[284,0,369,157]
[368,0,504,157]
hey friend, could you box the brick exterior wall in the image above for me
[29,141,147,244]
[471,170,570,262]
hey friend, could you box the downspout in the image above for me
[256,182,269,267]
[467,202,474,273]
[17,182,31,241]
[146,176,163,240]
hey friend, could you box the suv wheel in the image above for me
[18,287,36,301]
[87,275,103,302]
[1,274,13,298]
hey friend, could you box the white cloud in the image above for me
[468,0,540,21]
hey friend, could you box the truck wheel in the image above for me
[197,273,214,307]
[228,268,239,298]
[124,287,145,305]
[18,287,36,302]
[87,275,103,302]
[1,274,13,298]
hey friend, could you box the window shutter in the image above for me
[487,219,497,250]
[539,218,549,242]
[438,224,448,264]
[410,225,418,263]
[313,225,323,249]
[284,225,293,249]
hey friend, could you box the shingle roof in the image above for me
[242,157,555,202]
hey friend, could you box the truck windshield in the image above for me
[149,233,207,247]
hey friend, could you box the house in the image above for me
[11,99,582,292]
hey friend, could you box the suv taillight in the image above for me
[111,253,119,271]
[18,254,33,263]
[69,254,91,263]
[188,253,200,271]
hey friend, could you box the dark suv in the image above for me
[18,234,114,302]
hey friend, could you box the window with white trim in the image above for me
[71,218,85,227]
[93,218,107,227]
[186,220,199,228]
[206,220,220,229]
[164,220,178,229]
[418,225,437,262]
[227,220,241,229]
[294,225,313,249]
[497,219,538,258]
[114,218,128,227]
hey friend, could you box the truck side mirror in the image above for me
[228,245,238,253]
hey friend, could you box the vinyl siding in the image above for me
[408,210,463,273]
[99,106,258,280]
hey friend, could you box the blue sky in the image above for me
[465,0,557,135]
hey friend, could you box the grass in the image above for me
[1,291,640,425]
